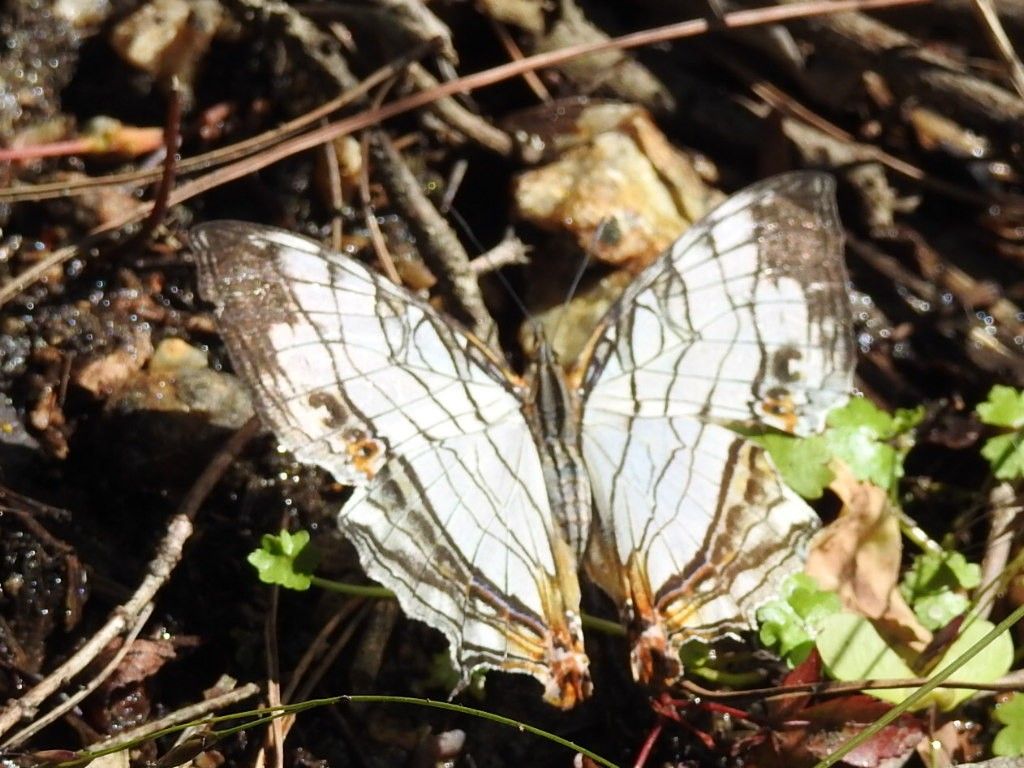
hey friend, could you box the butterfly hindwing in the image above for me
[578,172,854,680]
[192,222,590,706]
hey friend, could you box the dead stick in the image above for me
[88,680,261,753]
[0,418,261,740]
[2,605,156,747]
[0,0,934,308]
[370,130,498,344]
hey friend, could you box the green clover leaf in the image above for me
[982,432,1024,480]
[247,529,320,591]
[977,386,1024,479]
[757,433,834,499]
[902,550,981,596]
[900,551,980,631]
[977,385,1024,429]
[824,399,923,490]
[994,694,1024,756]
[757,574,842,665]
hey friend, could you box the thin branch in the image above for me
[2,604,156,747]
[282,600,366,704]
[0,0,935,308]
[968,0,1024,100]
[976,482,1021,621]
[89,680,261,753]
[359,81,404,286]
[113,77,184,254]
[485,15,552,102]
[469,234,531,275]
[406,63,514,156]
[680,669,1024,702]
[0,418,261,741]
[0,40,438,205]
[370,130,498,344]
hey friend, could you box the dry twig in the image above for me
[370,131,498,344]
[113,78,183,253]
[2,605,156,747]
[968,0,1024,100]
[791,4,1024,145]
[406,63,514,156]
[470,234,532,275]
[0,0,932,308]
[88,679,261,753]
[977,483,1021,621]
[0,418,261,741]
[302,0,457,63]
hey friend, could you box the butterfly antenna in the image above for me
[549,252,590,347]
[550,216,614,347]
[447,204,534,328]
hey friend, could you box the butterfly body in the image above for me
[192,172,854,708]
[522,340,593,557]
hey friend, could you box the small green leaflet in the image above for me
[978,385,1024,480]
[248,529,321,591]
[977,385,1024,428]
[982,434,1024,479]
[909,592,969,632]
[754,397,923,498]
[994,693,1024,756]
[824,398,923,490]
[899,550,981,631]
[757,573,842,665]
[756,433,832,499]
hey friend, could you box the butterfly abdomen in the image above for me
[522,341,593,558]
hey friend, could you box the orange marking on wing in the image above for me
[760,391,798,433]
[626,554,745,685]
[468,572,592,709]
[347,437,385,478]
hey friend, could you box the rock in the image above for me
[513,102,719,273]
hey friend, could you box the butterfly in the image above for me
[191,171,854,708]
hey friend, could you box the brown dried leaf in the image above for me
[803,713,923,768]
[805,463,931,649]
[751,696,923,768]
[100,637,177,690]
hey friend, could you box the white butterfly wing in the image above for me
[578,172,854,680]
[193,223,589,706]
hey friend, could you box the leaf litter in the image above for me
[1,0,1024,765]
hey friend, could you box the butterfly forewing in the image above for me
[578,172,854,681]
[192,222,590,707]
[582,172,852,432]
